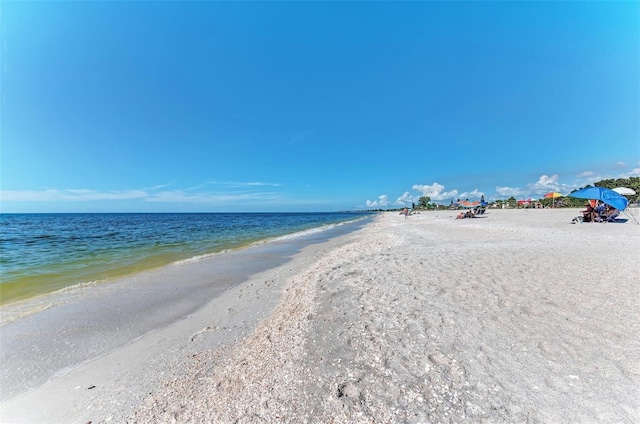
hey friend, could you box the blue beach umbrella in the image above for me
[569,187,629,211]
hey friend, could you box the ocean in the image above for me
[0,212,371,305]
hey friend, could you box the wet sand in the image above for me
[2,209,639,423]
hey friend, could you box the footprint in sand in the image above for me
[190,326,214,341]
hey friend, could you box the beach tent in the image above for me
[569,187,628,211]
[458,201,481,208]
[612,187,636,196]
[457,200,487,215]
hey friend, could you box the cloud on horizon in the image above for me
[525,174,574,195]
[368,161,640,207]
[496,186,524,197]
[365,195,390,208]
[395,192,414,205]
[1,182,287,205]
[1,189,149,202]
[621,168,640,178]
[207,180,283,188]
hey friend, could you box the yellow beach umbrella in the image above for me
[544,192,563,207]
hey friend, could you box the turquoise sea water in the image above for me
[0,212,369,304]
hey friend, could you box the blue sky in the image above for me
[1,1,638,212]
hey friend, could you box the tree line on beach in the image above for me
[365,177,639,212]
[550,176,640,208]
[590,176,639,201]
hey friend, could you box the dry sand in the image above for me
[2,208,639,423]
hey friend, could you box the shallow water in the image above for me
[0,215,373,401]
[0,212,369,304]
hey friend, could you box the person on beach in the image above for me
[606,207,620,221]
[597,205,619,222]
[402,207,409,219]
[572,203,596,223]
[456,210,475,219]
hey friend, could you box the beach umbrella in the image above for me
[544,192,563,207]
[544,192,563,198]
[458,200,481,208]
[569,186,628,211]
[612,187,636,196]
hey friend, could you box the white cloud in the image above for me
[208,180,282,188]
[525,174,576,196]
[616,161,626,168]
[395,192,416,205]
[412,182,459,201]
[619,168,640,178]
[388,164,638,208]
[147,190,283,204]
[389,182,486,205]
[458,189,484,200]
[0,181,287,206]
[241,182,283,187]
[143,184,171,191]
[533,174,559,188]
[496,186,523,197]
[365,194,390,208]
[0,189,149,202]
[401,172,607,205]
[494,174,575,200]
[523,173,609,198]
[412,183,445,198]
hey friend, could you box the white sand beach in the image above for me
[2,208,639,423]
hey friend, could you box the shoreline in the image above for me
[2,209,639,423]
[0,217,371,403]
[0,212,371,306]
[0,215,371,321]
[1,216,371,423]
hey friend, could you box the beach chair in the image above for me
[605,210,620,222]
[594,207,620,223]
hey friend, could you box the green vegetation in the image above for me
[363,177,639,212]
[494,197,517,208]
[503,177,639,208]
[592,176,639,202]
[555,176,639,208]
[418,196,431,208]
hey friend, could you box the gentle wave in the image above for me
[172,250,231,266]
[172,217,364,265]
[265,217,359,242]
[0,212,370,305]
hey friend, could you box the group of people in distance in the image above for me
[455,207,487,219]
[455,210,476,219]
[572,201,619,223]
